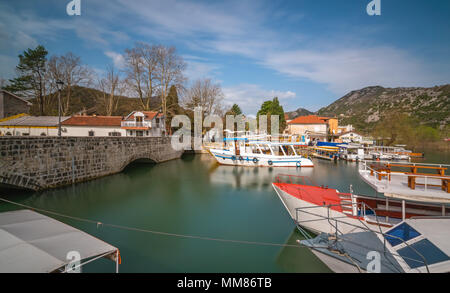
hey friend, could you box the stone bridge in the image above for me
[0,136,183,191]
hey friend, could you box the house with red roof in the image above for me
[60,111,165,137]
[121,111,165,137]
[61,115,124,137]
[286,115,338,142]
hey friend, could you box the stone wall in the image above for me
[0,136,183,190]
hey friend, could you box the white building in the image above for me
[61,116,124,137]
[0,115,69,136]
[338,131,363,143]
[1,111,166,137]
[121,111,165,137]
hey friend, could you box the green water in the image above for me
[1,151,448,273]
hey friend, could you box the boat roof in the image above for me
[405,218,450,256]
[0,209,118,273]
[248,141,306,146]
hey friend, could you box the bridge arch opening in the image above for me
[119,157,157,172]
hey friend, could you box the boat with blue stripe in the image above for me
[208,134,313,167]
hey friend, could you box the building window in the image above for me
[88,130,95,137]
[108,131,121,137]
[22,133,29,136]
[5,132,11,136]
[146,131,149,136]
[136,131,143,137]
[40,133,46,136]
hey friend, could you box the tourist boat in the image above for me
[300,215,450,273]
[338,144,365,162]
[311,146,339,161]
[365,146,414,161]
[208,137,314,167]
[272,174,449,235]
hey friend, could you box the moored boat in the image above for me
[209,137,314,167]
[272,174,449,235]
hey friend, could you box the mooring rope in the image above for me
[0,197,304,249]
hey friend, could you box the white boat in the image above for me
[339,144,365,162]
[209,138,314,167]
[272,174,449,235]
[300,215,450,273]
[290,161,450,273]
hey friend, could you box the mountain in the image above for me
[285,107,314,119]
[317,84,450,132]
[29,86,162,116]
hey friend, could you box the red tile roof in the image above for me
[287,115,328,125]
[125,111,163,121]
[61,116,123,127]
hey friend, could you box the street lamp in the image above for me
[56,80,64,137]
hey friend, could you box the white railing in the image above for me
[121,121,152,128]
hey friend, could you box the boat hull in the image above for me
[209,149,314,167]
[272,184,366,235]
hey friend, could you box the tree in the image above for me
[47,52,91,115]
[372,112,415,146]
[183,78,224,117]
[124,46,148,110]
[4,45,48,115]
[227,104,242,116]
[166,85,183,135]
[154,45,186,126]
[256,97,286,134]
[96,65,124,116]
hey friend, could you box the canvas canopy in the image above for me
[0,209,119,273]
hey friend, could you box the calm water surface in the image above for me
[1,150,448,272]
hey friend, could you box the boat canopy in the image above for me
[317,141,347,147]
[0,209,119,273]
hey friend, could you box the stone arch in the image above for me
[0,172,43,191]
[118,153,158,172]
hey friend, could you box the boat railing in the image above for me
[294,202,431,272]
[359,161,450,193]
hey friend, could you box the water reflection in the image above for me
[209,164,313,191]
[275,228,332,273]
[5,153,443,272]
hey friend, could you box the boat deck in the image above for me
[359,168,450,203]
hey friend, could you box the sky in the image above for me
[0,0,449,115]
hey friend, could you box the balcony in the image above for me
[121,121,152,129]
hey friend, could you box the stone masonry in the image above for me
[0,136,183,191]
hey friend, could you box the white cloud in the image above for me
[262,47,445,95]
[183,55,221,82]
[104,51,126,69]
[222,84,296,115]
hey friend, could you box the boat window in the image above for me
[385,223,421,247]
[280,145,287,156]
[397,239,450,269]
[290,145,297,156]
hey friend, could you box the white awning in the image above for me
[0,209,119,273]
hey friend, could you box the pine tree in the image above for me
[3,45,49,115]
[256,97,286,133]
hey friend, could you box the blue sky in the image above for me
[0,0,449,115]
